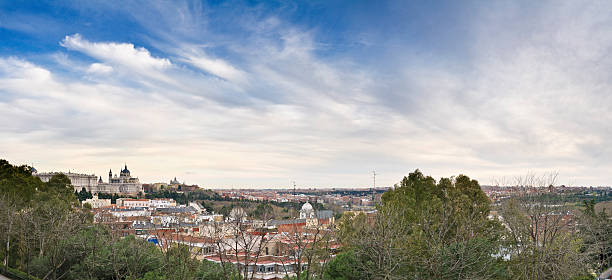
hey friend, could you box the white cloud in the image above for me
[86,63,113,74]
[180,50,248,85]
[60,34,171,70]
[3,1,612,187]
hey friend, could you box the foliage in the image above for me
[1,263,41,280]
[580,199,612,275]
[501,195,590,280]
[97,192,135,204]
[76,187,93,202]
[250,203,274,219]
[335,170,507,279]
[322,250,360,280]
[0,159,237,280]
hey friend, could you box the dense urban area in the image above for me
[1,159,611,280]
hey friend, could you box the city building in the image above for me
[34,170,98,192]
[299,202,315,219]
[96,164,143,195]
[82,194,112,208]
[117,198,150,208]
[34,164,143,195]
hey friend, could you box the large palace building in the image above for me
[35,170,98,192]
[34,164,143,195]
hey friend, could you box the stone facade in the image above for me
[34,164,143,195]
[82,195,112,208]
[96,164,143,195]
[34,171,98,192]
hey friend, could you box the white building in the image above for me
[34,171,98,192]
[109,209,150,218]
[82,195,111,208]
[96,164,143,195]
[299,202,316,219]
[117,198,150,208]
[151,199,177,208]
[34,164,143,195]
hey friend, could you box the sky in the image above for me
[1,0,612,188]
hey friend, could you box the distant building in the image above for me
[82,194,112,208]
[96,164,143,195]
[150,198,177,208]
[296,202,334,228]
[299,202,316,219]
[34,170,98,192]
[34,164,143,195]
[117,198,150,208]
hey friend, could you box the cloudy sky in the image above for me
[1,1,611,188]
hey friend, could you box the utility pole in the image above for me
[293,181,296,196]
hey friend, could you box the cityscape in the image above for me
[2,1,612,280]
[8,162,607,280]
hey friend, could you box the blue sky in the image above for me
[1,0,612,187]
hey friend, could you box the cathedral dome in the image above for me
[121,164,130,174]
[300,202,315,219]
[301,202,313,211]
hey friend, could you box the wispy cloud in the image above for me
[1,1,612,186]
[86,63,113,74]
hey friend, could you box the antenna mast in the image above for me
[372,170,377,202]
[372,170,376,188]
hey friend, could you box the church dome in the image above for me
[301,202,313,211]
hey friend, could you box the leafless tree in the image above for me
[500,172,588,280]
[0,194,18,268]
[350,204,411,280]
[206,208,273,280]
[206,221,233,280]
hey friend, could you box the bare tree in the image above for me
[207,221,233,280]
[349,205,411,280]
[500,172,588,280]
[206,208,273,280]
[0,194,18,268]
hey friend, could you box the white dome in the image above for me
[301,202,313,211]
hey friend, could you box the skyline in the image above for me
[2,1,612,187]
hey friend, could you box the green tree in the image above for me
[78,188,88,202]
[250,203,273,220]
[323,250,360,280]
[334,170,507,279]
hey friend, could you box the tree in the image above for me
[0,159,244,280]
[334,170,507,279]
[283,223,334,280]
[579,200,612,276]
[0,160,44,270]
[323,250,360,280]
[76,188,92,202]
[499,172,589,280]
[250,203,273,220]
